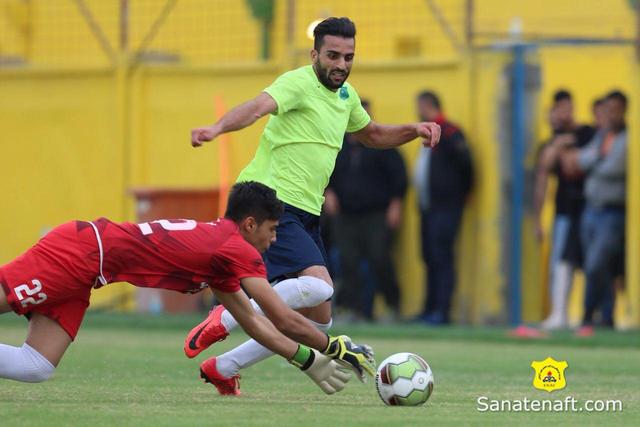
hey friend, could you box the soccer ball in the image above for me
[375,352,434,406]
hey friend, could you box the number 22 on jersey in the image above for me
[15,279,48,307]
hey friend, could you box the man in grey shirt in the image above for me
[559,90,627,334]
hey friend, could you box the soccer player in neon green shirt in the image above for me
[186,17,441,395]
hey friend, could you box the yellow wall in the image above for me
[0,0,637,323]
[0,71,123,258]
[465,50,511,323]
[627,58,640,328]
[474,0,634,42]
[129,66,280,188]
[0,70,135,310]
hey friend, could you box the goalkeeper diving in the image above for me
[0,181,373,395]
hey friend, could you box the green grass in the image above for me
[1,313,638,426]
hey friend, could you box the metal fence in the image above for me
[1,0,635,68]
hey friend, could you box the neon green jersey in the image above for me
[236,65,371,215]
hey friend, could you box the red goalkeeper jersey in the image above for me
[93,217,266,294]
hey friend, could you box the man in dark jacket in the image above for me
[414,91,473,325]
[325,100,407,321]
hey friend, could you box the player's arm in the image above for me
[191,92,277,147]
[241,277,330,349]
[241,276,376,381]
[554,133,585,179]
[212,286,350,394]
[557,148,583,178]
[211,286,298,359]
[351,120,441,149]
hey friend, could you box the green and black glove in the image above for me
[323,335,376,382]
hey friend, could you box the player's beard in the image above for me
[313,60,350,90]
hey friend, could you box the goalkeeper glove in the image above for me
[323,335,376,382]
[288,345,352,395]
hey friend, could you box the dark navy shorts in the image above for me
[264,203,328,282]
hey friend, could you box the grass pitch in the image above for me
[1,313,638,426]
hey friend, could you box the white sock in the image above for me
[216,318,334,378]
[308,319,332,333]
[216,339,273,377]
[548,262,573,322]
[220,276,333,331]
[0,343,55,383]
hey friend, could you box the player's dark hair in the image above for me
[313,17,356,51]
[605,89,627,108]
[592,97,605,109]
[417,91,441,110]
[553,89,572,104]
[225,181,283,224]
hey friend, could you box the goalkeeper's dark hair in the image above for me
[225,181,283,224]
[313,17,356,51]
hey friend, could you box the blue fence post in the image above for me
[509,44,526,326]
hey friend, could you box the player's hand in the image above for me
[417,122,441,148]
[191,126,218,147]
[323,335,376,383]
[298,349,352,394]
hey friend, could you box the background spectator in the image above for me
[414,91,474,325]
[558,90,628,335]
[533,90,596,330]
[592,97,607,130]
[324,100,407,322]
